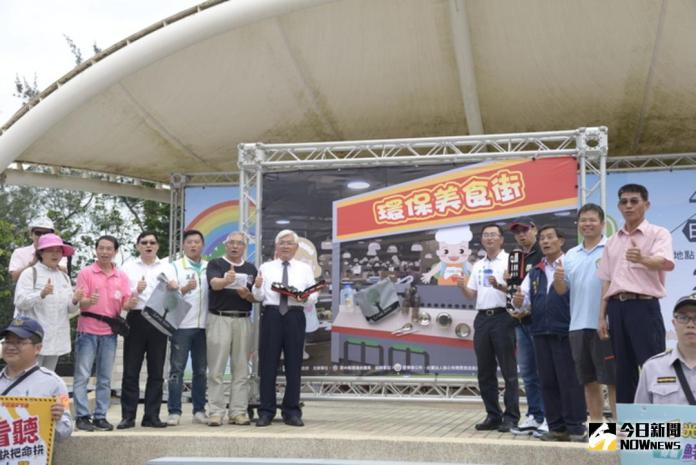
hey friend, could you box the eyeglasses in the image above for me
[1,339,35,348]
[674,314,696,325]
[226,240,246,246]
[139,241,158,246]
[32,230,52,237]
[481,233,500,239]
[619,198,642,206]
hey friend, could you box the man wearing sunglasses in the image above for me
[9,217,66,283]
[635,295,696,404]
[119,231,176,429]
[597,184,675,404]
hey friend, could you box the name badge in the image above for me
[657,377,677,383]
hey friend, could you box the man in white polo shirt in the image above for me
[459,223,518,432]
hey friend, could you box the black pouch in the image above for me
[82,312,130,337]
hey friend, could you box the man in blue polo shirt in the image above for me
[554,204,616,421]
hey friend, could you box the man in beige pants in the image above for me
[206,232,259,426]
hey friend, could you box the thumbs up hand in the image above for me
[72,287,84,305]
[41,278,54,299]
[254,271,263,288]
[223,270,236,285]
[553,260,565,284]
[87,290,100,306]
[137,275,147,294]
[625,238,643,263]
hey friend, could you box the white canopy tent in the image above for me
[2,0,696,199]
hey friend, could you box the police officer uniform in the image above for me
[0,318,73,441]
[635,295,696,405]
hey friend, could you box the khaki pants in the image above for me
[206,313,252,417]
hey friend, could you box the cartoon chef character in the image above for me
[420,225,473,285]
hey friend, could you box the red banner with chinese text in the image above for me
[333,157,577,242]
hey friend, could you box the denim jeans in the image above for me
[516,324,545,422]
[167,328,207,415]
[73,332,117,419]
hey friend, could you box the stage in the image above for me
[56,400,616,465]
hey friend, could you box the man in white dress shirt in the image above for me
[118,231,175,429]
[252,230,317,427]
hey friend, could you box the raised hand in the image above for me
[223,270,236,285]
[88,290,100,306]
[72,287,84,304]
[553,260,565,284]
[625,239,642,263]
[137,275,147,294]
[41,278,54,299]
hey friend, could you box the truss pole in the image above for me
[168,173,187,261]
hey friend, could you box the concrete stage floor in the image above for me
[56,400,618,465]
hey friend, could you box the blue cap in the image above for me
[1,317,44,341]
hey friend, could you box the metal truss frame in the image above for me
[296,376,485,402]
[234,127,608,401]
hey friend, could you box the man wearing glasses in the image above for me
[597,184,675,404]
[635,295,696,404]
[9,217,65,283]
[459,224,518,433]
[252,230,317,427]
[206,232,258,427]
[119,231,175,429]
[0,317,73,442]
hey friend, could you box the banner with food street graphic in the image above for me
[333,157,577,242]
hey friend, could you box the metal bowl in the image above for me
[454,322,471,339]
[417,312,432,327]
[436,312,452,327]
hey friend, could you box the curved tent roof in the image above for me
[1,0,696,184]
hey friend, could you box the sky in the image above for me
[0,0,201,124]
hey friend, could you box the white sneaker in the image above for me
[166,414,181,426]
[532,419,549,438]
[511,414,541,435]
[193,412,209,424]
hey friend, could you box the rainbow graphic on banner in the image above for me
[186,200,255,258]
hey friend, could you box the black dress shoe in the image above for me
[475,417,502,431]
[116,418,135,430]
[498,420,516,433]
[256,416,273,427]
[76,416,96,432]
[283,416,304,427]
[92,418,114,431]
[141,418,167,428]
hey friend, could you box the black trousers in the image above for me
[534,334,586,435]
[473,310,520,423]
[258,306,306,419]
[607,298,665,404]
[121,310,168,420]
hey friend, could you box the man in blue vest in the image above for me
[513,225,587,442]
